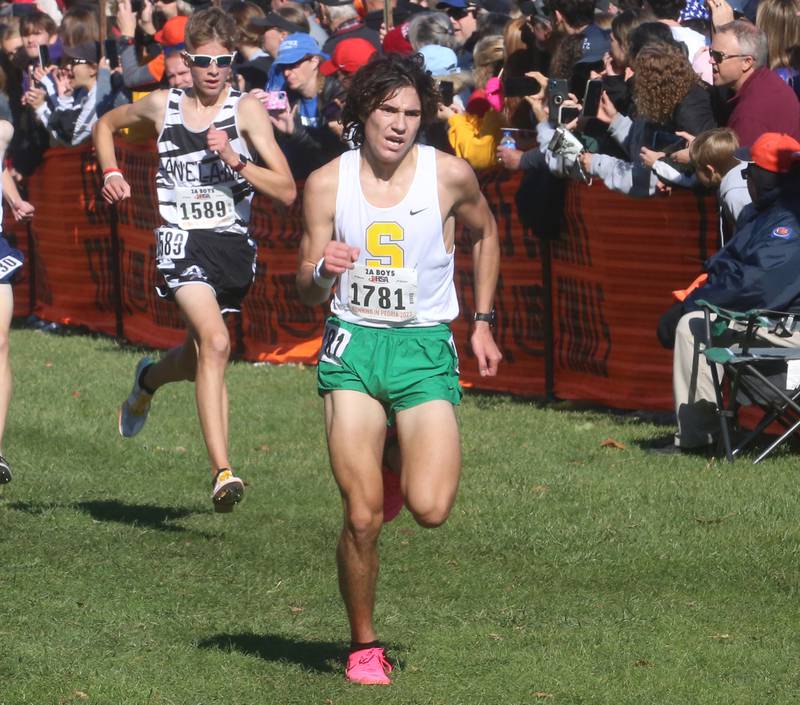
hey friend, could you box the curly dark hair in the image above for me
[633,42,700,124]
[341,53,440,148]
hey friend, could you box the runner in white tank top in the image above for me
[297,55,502,685]
[94,8,295,512]
[330,144,459,327]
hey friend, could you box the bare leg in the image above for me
[0,284,13,452]
[396,400,461,528]
[174,285,231,474]
[325,389,387,643]
[141,330,198,390]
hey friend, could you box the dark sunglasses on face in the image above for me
[445,7,470,20]
[709,49,752,64]
[184,52,236,68]
[64,58,90,66]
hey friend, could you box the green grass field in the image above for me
[2,328,799,705]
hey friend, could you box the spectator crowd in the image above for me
[1,0,800,454]
[0,0,796,182]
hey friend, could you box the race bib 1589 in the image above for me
[175,185,235,230]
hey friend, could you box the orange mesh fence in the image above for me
[16,142,718,409]
[551,182,718,410]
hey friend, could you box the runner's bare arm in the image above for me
[219,94,295,206]
[93,90,169,204]
[296,160,359,306]
[0,121,34,222]
[441,154,502,376]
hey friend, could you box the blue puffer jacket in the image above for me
[686,182,800,313]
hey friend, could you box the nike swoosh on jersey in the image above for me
[409,208,428,216]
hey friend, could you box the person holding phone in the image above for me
[93,7,295,512]
[264,32,346,178]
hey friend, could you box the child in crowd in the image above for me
[690,127,752,243]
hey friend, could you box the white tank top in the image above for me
[330,145,459,327]
[155,87,253,236]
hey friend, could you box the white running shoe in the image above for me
[118,357,154,438]
[212,468,244,513]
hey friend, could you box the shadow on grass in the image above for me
[197,633,349,673]
[76,499,202,533]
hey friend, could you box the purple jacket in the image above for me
[727,67,800,147]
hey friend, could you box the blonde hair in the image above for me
[689,127,740,187]
[756,0,800,69]
[472,34,504,90]
[230,1,265,49]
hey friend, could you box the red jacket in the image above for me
[727,67,800,147]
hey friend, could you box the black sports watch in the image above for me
[473,309,496,327]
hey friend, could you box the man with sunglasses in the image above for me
[93,7,295,512]
[436,0,479,69]
[710,20,800,147]
[297,54,501,685]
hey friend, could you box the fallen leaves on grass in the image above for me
[711,633,733,641]
[44,361,53,368]
[532,692,553,699]
[532,484,549,494]
[255,444,270,452]
[633,659,653,667]
[71,390,81,398]
[489,633,503,641]
[600,438,626,450]
[289,606,304,615]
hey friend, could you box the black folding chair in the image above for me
[697,299,800,463]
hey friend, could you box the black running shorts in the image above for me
[0,234,23,285]
[154,226,257,313]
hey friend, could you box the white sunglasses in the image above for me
[183,52,237,68]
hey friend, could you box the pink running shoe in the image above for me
[345,647,393,685]
[382,464,404,523]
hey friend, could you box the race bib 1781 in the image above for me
[347,264,417,323]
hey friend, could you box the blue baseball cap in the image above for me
[418,44,459,76]
[273,33,328,67]
[436,0,470,9]
[576,24,611,64]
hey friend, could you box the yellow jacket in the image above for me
[447,109,503,171]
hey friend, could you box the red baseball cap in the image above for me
[320,37,377,76]
[736,132,800,174]
[154,15,189,46]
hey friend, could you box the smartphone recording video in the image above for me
[104,39,119,70]
[581,79,602,119]
[503,75,541,98]
[558,105,581,125]
[265,90,288,112]
[38,44,50,68]
[438,80,454,106]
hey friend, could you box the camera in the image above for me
[547,125,584,160]
[265,90,288,112]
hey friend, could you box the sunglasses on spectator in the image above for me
[64,58,90,66]
[183,52,236,68]
[708,49,753,64]
[445,7,472,20]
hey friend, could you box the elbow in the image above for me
[280,178,297,208]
